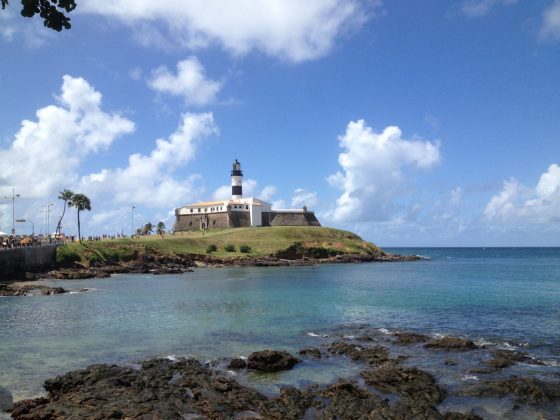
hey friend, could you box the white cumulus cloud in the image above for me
[540,0,560,41]
[326,119,440,223]
[81,112,217,208]
[0,75,135,199]
[461,0,518,17]
[291,188,318,208]
[484,163,560,223]
[80,0,378,62]
[148,56,222,106]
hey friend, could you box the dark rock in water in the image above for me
[298,348,321,358]
[0,284,67,296]
[393,331,430,345]
[463,375,560,404]
[0,385,13,412]
[247,350,300,372]
[424,336,478,351]
[10,355,486,420]
[228,358,247,369]
[260,386,312,419]
[328,341,390,365]
[444,359,458,366]
[485,349,535,369]
[361,364,446,404]
[12,358,267,419]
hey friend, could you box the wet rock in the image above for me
[228,358,247,369]
[0,385,13,412]
[0,285,67,296]
[463,375,560,404]
[361,364,446,404]
[328,341,390,365]
[247,350,300,372]
[424,336,478,351]
[486,350,533,369]
[393,331,430,345]
[298,348,321,358]
[444,359,458,366]
[260,386,312,419]
[12,358,268,420]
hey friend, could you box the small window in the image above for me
[190,209,193,213]
[189,221,192,226]
[246,205,249,210]
[198,208,201,213]
[213,220,216,226]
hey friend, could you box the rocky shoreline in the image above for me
[5,252,420,283]
[5,330,560,419]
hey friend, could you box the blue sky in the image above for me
[1,0,559,246]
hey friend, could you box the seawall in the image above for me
[0,245,58,282]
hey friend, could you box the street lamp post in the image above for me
[42,203,54,237]
[3,188,20,235]
[131,204,136,238]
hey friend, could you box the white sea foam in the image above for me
[378,328,390,335]
[227,370,236,376]
[496,342,516,350]
[461,375,478,381]
[166,355,178,362]
[542,359,559,367]
[343,335,355,339]
[307,332,321,337]
[240,356,247,360]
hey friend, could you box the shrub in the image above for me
[224,244,236,252]
[56,246,81,267]
[239,244,252,253]
[87,253,102,265]
[206,244,218,254]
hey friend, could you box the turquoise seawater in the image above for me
[1,247,559,412]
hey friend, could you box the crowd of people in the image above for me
[0,234,62,250]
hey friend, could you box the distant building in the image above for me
[174,159,321,231]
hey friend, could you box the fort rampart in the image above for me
[0,245,58,282]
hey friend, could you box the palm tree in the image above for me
[142,222,153,236]
[55,189,74,235]
[156,221,165,236]
[69,193,91,243]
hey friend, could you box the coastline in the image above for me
[3,251,420,283]
[7,327,560,419]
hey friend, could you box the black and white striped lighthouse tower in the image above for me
[231,159,243,199]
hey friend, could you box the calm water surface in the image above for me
[1,247,559,409]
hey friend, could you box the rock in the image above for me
[393,331,430,345]
[424,336,478,351]
[298,348,321,358]
[12,358,268,419]
[361,364,446,404]
[228,358,247,369]
[485,350,535,369]
[247,350,301,372]
[328,341,390,365]
[0,386,13,412]
[463,375,560,404]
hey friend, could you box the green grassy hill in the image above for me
[57,226,383,266]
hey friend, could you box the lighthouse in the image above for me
[231,159,243,199]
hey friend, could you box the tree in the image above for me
[55,189,74,235]
[142,222,153,236]
[1,0,77,31]
[69,193,91,243]
[156,221,165,236]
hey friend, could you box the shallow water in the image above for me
[1,247,559,415]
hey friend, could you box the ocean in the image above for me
[1,247,559,417]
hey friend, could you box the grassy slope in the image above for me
[59,226,382,263]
